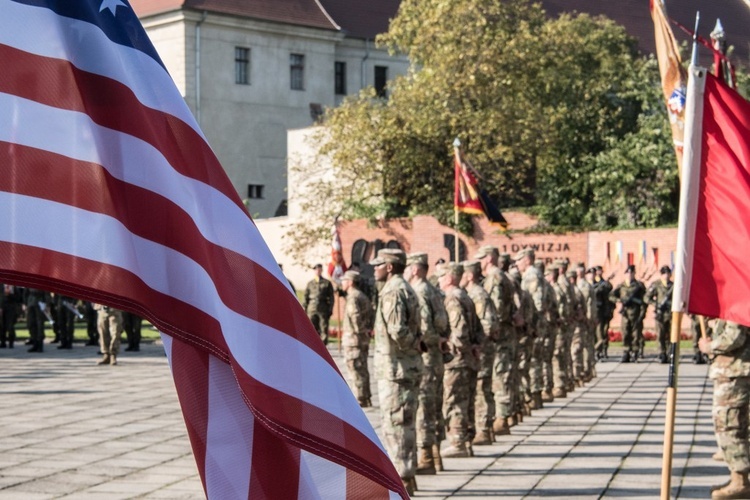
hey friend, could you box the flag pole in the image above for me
[453,138,461,263]
[661,13,704,498]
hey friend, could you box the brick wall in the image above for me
[340,213,691,334]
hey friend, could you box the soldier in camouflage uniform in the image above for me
[405,253,449,475]
[609,265,646,363]
[304,264,335,345]
[509,265,534,416]
[699,320,750,500]
[437,263,481,458]
[514,249,544,410]
[371,248,423,495]
[461,260,499,446]
[645,266,673,364]
[341,270,374,407]
[594,266,614,359]
[548,265,569,398]
[556,260,577,393]
[567,270,586,385]
[535,260,558,403]
[476,246,517,435]
[579,267,598,380]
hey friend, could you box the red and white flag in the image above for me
[673,65,750,326]
[0,1,405,498]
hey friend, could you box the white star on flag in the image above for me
[100,0,127,15]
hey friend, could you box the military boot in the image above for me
[516,411,524,423]
[401,478,414,496]
[531,392,543,409]
[416,447,436,475]
[712,471,750,499]
[442,441,470,458]
[713,449,725,462]
[506,414,518,427]
[472,428,492,446]
[494,417,511,435]
[110,355,118,366]
[97,354,111,365]
[541,390,554,402]
[432,444,444,472]
[552,387,566,399]
[621,352,631,363]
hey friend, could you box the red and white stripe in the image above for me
[0,1,404,498]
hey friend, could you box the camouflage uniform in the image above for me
[482,263,517,423]
[577,274,597,379]
[557,270,577,390]
[707,321,750,475]
[341,275,374,406]
[551,274,569,394]
[568,274,586,383]
[25,288,49,353]
[373,257,422,482]
[442,267,482,453]
[304,272,335,344]
[463,263,499,444]
[509,268,534,413]
[609,276,646,361]
[522,266,544,404]
[410,271,449,456]
[645,278,673,360]
[94,304,122,365]
[539,270,558,398]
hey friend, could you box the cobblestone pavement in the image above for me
[0,340,721,499]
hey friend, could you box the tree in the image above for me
[285,0,680,260]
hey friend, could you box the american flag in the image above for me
[0,1,405,498]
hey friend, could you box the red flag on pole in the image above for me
[674,68,750,325]
[0,2,405,498]
[454,147,508,229]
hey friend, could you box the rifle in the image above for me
[656,283,674,314]
[620,287,643,311]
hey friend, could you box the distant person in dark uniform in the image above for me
[304,264,334,344]
[0,284,21,349]
[122,312,143,352]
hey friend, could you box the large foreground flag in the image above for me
[673,65,750,326]
[0,1,405,498]
[453,147,508,229]
[650,0,687,172]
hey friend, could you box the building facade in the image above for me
[131,0,409,218]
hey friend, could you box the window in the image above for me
[247,184,264,199]
[235,47,250,85]
[374,65,388,97]
[334,61,346,95]
[290,53,305,90]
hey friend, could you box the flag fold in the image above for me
[453,148,508,229]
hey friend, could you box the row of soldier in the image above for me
[0,284,142,365]
[337,246,616,495]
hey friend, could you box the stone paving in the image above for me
[0,340,723,499]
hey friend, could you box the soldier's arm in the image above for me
[382,290,415,349]
[446,296,470,348]
[709,321,748,355]
[303,283,310,308]
[609,284,621,303]
[416,293,437,345]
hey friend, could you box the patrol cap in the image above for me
[576,261,586,270]
[514,248,534,261]
[474,245,499,259]
[595,265,603,272]
[544,267,554,277]
[312,263,323,270]
[499,253,511,263]
[341,270,360,282]
[433,262,463,278]
[533,259,544,269]
[625,264,636,273]
[406,252,428,266]
[461,260,482,275]
[508,267,521,282]
[586,267,596,275]
[370,248,406,266]
[660,265,672,275]
[553,258,566,266]
[566,270,577,278]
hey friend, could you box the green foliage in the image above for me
[286,0,694,257]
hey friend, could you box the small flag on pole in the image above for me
[454,146,508,230]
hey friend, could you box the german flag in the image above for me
[454,147,508,230]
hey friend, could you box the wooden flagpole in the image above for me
[453,138,461,263]
[660,311,682,499]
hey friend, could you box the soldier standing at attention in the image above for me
[567,270,586,386]
[94,304,123,365]
[645,266,674,364]
[437,262,481,458]
[461,260,498,446]
[610,265,646,363]
[123,312,143,352]
[371,249,422,495]
[698,320,750,500]
[515,249,545,410]
[577,265,598,381]
[594,266,614,359]
[405,252,449,475]
[536,260,558,403]
[304,264,335,345]
[340,270,374,408]
[24,288,49,353]
[548,265,569,398]
[476,246,517,435]
[0,284,21,349]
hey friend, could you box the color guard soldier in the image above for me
[304,264,335,345]
[609,265,646,363]
[645,266,674,364]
